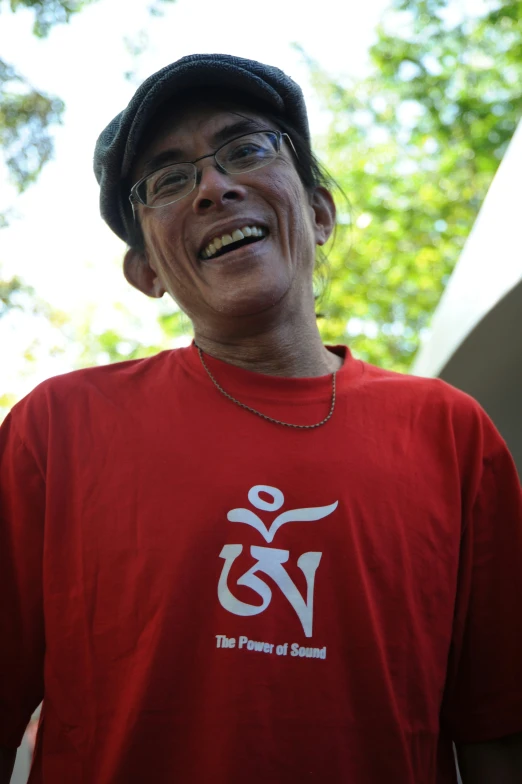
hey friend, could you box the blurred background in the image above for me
[1,0,521,780]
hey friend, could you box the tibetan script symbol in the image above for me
[217,485,338,637]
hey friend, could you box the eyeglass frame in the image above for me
[128,128,298,215]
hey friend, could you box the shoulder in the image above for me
[352,358,508,464]
[355,357,480,416]
[6,349,184,437]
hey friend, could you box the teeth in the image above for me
[201,225,266,260]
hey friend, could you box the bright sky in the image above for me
[0,0,390,401]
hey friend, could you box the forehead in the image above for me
[133,101,274,176]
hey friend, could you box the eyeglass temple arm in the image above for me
[282,133,299,159]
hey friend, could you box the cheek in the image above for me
[142,209,182,251]
[142,213,190,279]
[267,173,314,248]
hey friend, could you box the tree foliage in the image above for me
[0,0,99,421]
[0,0,100,194]
[0,0,98,308]
[2,0,96,37]
[0,59,64,193]
[312,0,522,371]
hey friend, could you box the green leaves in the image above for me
[0,57,64,357]
[0,59,64,192]
[0,276,34,318]
[0,0,101,189]
[312,0,522,371]
[5,0,98,37]
[0,0,100,421]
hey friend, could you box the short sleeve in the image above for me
[0,412,45,748]
[440,410,522,743]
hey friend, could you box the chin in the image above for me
[210,281,291,320]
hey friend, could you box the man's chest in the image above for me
[44,414,462,678]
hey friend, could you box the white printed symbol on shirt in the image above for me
[217,485,338,637]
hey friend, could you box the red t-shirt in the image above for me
[1,344,521,784]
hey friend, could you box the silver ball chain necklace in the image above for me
[196,345,337,430]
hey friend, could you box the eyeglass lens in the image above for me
[138,131,280,208]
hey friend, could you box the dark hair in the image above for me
[259,110,338,310]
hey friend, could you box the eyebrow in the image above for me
[140,118,269,178]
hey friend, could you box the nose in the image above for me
[191,160,246,213]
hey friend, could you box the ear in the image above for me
[310,187,336,246]
[123,248,166,298]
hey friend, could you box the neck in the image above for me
[193,318,341,378]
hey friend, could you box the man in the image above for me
[1,53,521,784]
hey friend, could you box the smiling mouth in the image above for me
[200,225,268,260]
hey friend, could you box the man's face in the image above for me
[128,101,333,334]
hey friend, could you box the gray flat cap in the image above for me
[94,53,310,245]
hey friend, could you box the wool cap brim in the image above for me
[93,53,310,245]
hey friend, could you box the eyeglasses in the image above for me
[129,129,297,210]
